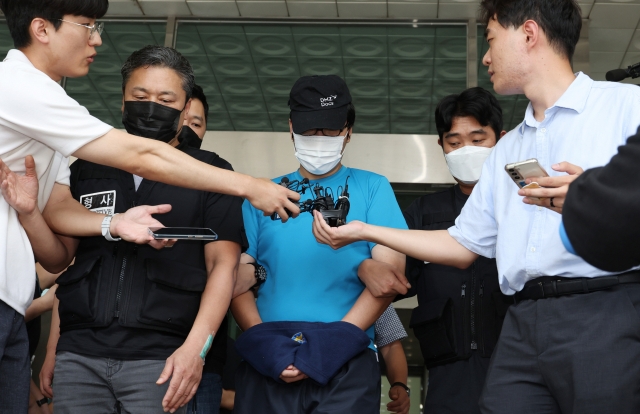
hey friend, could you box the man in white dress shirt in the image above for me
[312,1,640,413]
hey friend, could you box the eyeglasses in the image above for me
[301,125,349,137]
[58,20,104,39]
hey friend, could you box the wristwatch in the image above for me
[36,397,50,407]
[101,214,122,242]
[391,382,410,397]
[248,262,267,289]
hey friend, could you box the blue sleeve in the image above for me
[364,173,409,252]
[559,222,577,255]
[242,199,260,261]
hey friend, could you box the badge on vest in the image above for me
[80,191,116,215]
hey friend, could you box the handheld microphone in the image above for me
[606,62,640,82]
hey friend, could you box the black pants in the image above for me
[424,352,490,414]
[480,284,640,414]
[0,300,30,414]
[234,349,380,414]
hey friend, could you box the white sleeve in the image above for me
[448,148,498,259]
[0,69,113,157]
[55,154,71,186]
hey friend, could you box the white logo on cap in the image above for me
[320,95,338,107]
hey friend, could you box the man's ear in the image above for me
[499,130,507,138]
[30,18,51,46]
[522,20,540,50]
[437,138,443,148]
[184,98,192,116]
[289,119,294,142]
[345,127,353,143]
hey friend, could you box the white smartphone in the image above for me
[505,159,549,189]
[148,227,218,241]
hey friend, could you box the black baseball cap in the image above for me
[288,75,352,134]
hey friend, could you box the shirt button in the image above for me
[540,128,546,133]
[537,206,542,211]
[531,247,536,252]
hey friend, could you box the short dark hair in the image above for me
[435,87,503,140]
[0,0,108,49]
[480,0,582,60]
[190,84,209,123]
[121,46,195,103]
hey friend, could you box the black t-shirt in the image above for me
[57,141,246,361]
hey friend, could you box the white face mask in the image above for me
[293,133,347,176]
[444,145,494,185]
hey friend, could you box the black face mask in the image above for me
[179,125,203,149]
[122,101,182,143]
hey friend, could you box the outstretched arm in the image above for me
[74,129,301,221]
[312,211,478,269]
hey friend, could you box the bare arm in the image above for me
[40,296,60,398]
[158,241,241,412]
[232,253,260,298]
[381,341,410,414]
[25,285,57,323]
[312,211,478,269]
[342,245,406,331]
[230,254,263,330]
[74,129,301,220]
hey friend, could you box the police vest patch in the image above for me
[80,190,116,215]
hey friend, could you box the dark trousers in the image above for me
[188,372,223,414]
[425,352,490,414]
[480,284,640,414]
[0,299,30,414]
[234,349,380,414]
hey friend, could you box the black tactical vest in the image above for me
[404,186,512,369]
[55,144,231,338]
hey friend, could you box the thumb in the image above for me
[156,358,174,385]
[552,161,582,175]
[394,269,411,289]
[145,204,172,215]
[24,155,37,178]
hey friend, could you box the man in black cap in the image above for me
[229,75,408,414]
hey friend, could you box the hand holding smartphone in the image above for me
[505,159,549,200]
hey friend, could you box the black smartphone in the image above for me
[148,227,218,241]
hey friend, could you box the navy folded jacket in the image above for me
[235,321,370,385]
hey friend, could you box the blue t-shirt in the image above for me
[243,166,408,349]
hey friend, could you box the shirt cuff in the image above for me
[559,222,577,255]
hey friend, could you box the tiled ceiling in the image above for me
[176,22,467,133]
[107,0,482,19]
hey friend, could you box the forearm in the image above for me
[186,250,239,355]
[220,389,235,410]
[42,190,104,237]
[233,263,257,298]
[380,341,408,385]
[74,130,254,198]
[230,291,262,331]
[361,226,477,269]
[342,289,393,330]
[25,297,47,323]
[18,209,77,273]
[46,297,61,355]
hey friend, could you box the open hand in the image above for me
[157,344,203,413]
[312,210,365,249]
[0,155,38,216]
[517,161,583,213]
[247,178,301,222]
[279,365,308,384]
[387,384,410,414]
[110,204,176,250]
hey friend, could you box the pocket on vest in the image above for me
[137,259,207,335]
[56,257,102,330]
[410,298,457,365]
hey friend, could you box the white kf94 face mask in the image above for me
[293,133,347,175]
[444,145,494,185]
